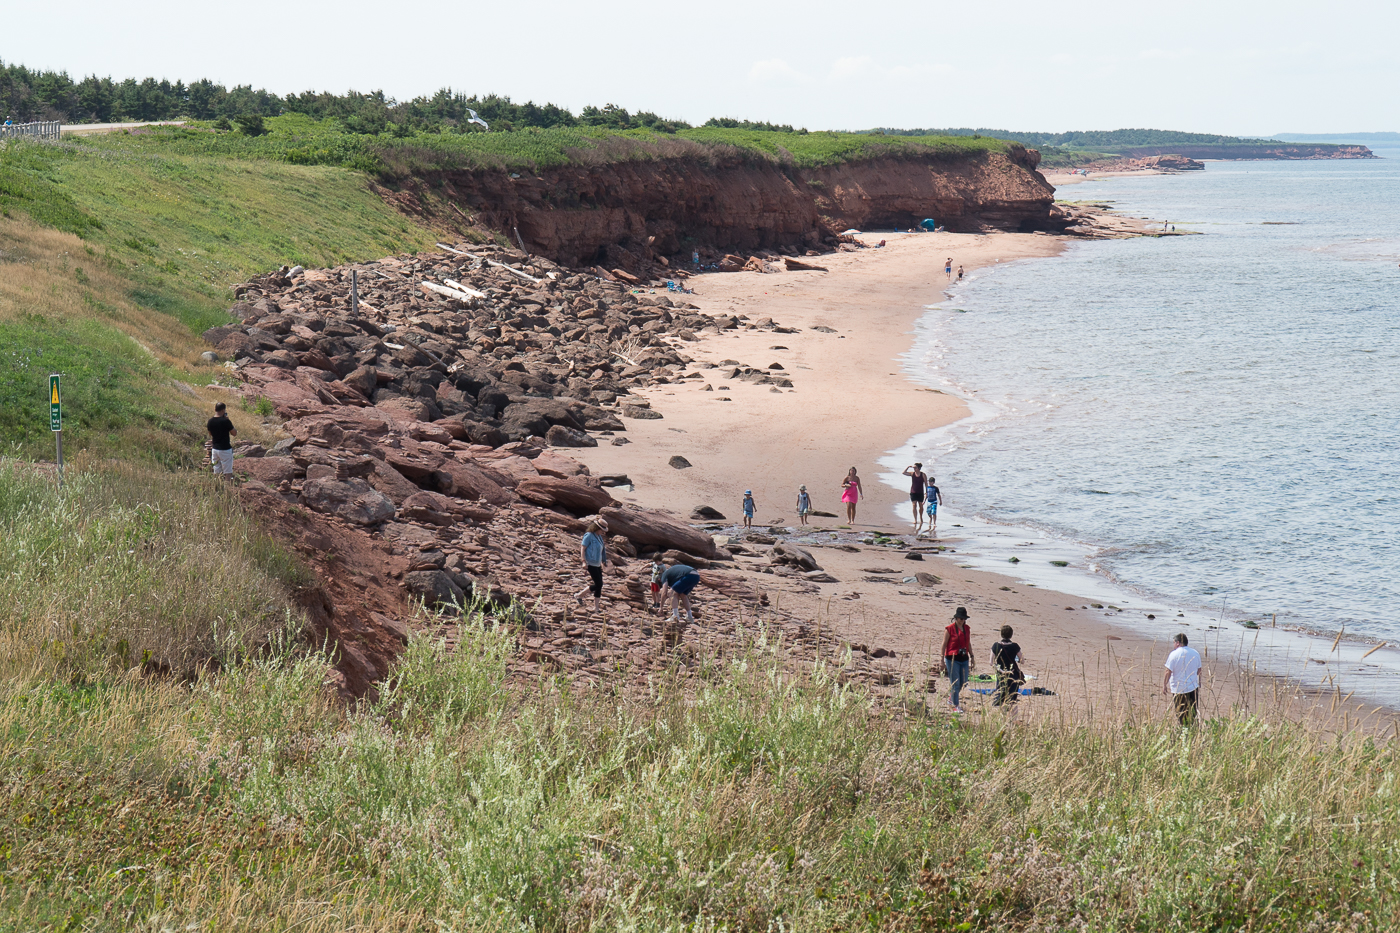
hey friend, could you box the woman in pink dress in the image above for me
[841,466,863,524]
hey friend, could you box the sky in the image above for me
[4,0,1397,135]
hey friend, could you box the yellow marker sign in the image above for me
[49,374,61,432]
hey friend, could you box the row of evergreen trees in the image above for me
[0,60,789,135]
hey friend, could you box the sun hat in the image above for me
[953,607,970,621]
[745,490,752,495]
[800,484,807,490]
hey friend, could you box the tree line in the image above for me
[871,126,1281,149]
[0,60,797,136]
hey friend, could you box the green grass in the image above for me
[2,624,1398,931]
[64,116,1012,176]
[0,459,309,681]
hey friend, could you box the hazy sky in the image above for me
[4,0,1396,135]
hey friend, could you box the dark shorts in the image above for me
[911,493,925,503]
[993,676,1021,707]
[1172,689,1198,725]
[669,572,701,595]
[586,564,604,598]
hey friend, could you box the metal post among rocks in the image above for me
[351,270,359,317]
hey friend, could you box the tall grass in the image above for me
[2,614,1398,931]
[0,457,308,680]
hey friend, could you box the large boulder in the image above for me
[599,506,717,558]
[771,542,821,572]
[516,477,615,514]
[403,570,464,612]
[235,456,299,486]
[544,425,597,448]
[300,477,396,525]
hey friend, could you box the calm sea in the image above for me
[888,152,1400,701]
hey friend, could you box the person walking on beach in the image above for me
[1162,632,1202,726]
[944,257,953,281]
[942,607,975,713]
[207,402,237,481]
[741,489,756,530]
[660,561,702,624]
[903,462,927,533]
[956,265,964,282]
[840,467,863,525]
[795,484,811,526]
[990,625,1026,718]
[925,476,944,538]
[574,519,608,613]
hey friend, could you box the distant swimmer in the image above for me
[903,462,928,533]
[841,466,863,525]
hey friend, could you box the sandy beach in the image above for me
[570,229,1397,734]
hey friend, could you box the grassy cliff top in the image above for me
[64,115,1012,175]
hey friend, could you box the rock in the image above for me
[264,349,300,369]
[691,505,726,520]
[516,477,615,514]
[399,491,458,527]
[300,477,396,525]
[622,405,663,420]
[803,571,840,583]
[597,474,632,488]
[235,457,299,485]
[403,570,465,613]
[668,455,692,469]
[783,257,828,272]
[531,449,589,479]
[343,365,379,397]
[904,552,924,561]
[914,572,941,586]
[771,542,820,572]
[600,506,717,559]
[611,437,631,446]
[376,397,432,423]
[545,424,597,448]
[810,509,837,518]
[200,351,220,363]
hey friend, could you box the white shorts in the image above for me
[211,448,234,474]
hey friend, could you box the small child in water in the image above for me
[742,490,756,529]
[650,555,665,611]
[795,485,811,526]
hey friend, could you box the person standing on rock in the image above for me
[574,520,608,613]
[206,402,237,481]
[795,485,811,526]
[1162,632,1202,726]
[903,463,927,533]
[941,607,975,713]
[742,490,756,530]
[660,561,702,624]
[925,476,944,539]
[841,467,863,525]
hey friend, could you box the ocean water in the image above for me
[889,153,1400,694]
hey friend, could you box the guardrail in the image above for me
[0,121,61,141]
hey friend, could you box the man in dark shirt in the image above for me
[660,562,702,624]
[990,625,1026,714]
[206,402,237,479]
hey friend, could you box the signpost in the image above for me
[49,373,63,484]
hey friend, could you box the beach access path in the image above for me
[572,230,1396,734]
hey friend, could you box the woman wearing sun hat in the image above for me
[941,606,976,713]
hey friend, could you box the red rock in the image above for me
[532,450,590,479]
[516,477,615,514]
[235,456,299,485]
[300,477,397,525]
[599,506,717,558]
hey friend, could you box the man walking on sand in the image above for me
[1162,632,1202,726]
[206,402,237,480]
[945,258,953,281]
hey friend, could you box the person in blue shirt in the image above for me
[742,489,756,529]
[573,519,608,613]
[660,562,702,624]
[795,485,811,526]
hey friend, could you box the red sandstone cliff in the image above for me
[378,145,1060,269]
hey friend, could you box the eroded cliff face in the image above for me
[379,145,1060,270]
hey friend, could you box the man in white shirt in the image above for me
[1162,632,1203,726]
